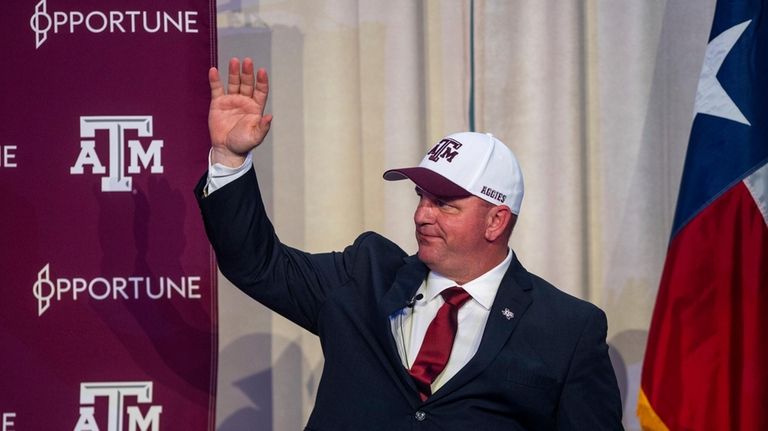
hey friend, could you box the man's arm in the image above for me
[557,307,624,430]
[198,58,355,334]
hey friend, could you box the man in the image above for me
[196,57,623,430]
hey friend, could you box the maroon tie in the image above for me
[408,286,472,401]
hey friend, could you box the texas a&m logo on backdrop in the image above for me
[74,381,162,431]
[70,116,164,192]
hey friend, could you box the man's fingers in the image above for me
[215,57,263,101]
[260,114,273,130]
[250,114,273,144]
[209,67,224,99]
[239,58,255,96]
[227,57,241,95]
[254,68,269,112]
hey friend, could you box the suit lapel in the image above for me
[427,254,533,403]
[376,255,428,405]
[378,255,426,317]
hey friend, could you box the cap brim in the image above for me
[383,167,471,198]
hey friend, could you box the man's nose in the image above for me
[414,199,434,224]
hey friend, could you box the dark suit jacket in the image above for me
[196,169,623,430]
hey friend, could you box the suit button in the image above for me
[414,411,426,421]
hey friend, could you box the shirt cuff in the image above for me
[205,149,253,196]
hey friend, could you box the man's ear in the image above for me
[485,206,514,242]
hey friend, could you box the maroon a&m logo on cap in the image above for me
[427,138,462,163]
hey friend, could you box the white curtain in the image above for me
[214,1,716,429]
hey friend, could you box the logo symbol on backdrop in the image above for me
[32,263,202,317]
[70,116,164,192]
[32,264,54,316]
[74,381,162,431]
[427,138,462,163]
[29,0,200,49]
[29,0,49,48]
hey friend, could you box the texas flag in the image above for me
[637,1,768,430]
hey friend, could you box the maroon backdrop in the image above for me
[0,1,218,430]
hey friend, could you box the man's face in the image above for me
[413,187,493,280]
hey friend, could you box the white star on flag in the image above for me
[693,20,751,126]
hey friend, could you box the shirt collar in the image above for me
[423,250,514,310]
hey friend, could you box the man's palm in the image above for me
[210,95,266,154]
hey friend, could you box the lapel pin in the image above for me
[501,308,514,320]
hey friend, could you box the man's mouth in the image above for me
[416,231,440,241]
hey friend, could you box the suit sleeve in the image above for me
[194,168,355,334]
[556,306,624,430]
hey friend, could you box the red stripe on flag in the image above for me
[641,181,768,430]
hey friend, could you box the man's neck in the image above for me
[447,248,510,286]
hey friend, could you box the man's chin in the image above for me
[416,248,437,266]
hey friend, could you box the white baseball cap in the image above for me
[383,132,524,214]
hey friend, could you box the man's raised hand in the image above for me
[208,57,273,167]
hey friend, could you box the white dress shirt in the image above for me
[204,150,252,195]
[390,250,513,393]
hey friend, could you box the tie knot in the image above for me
[440,287,472,307]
